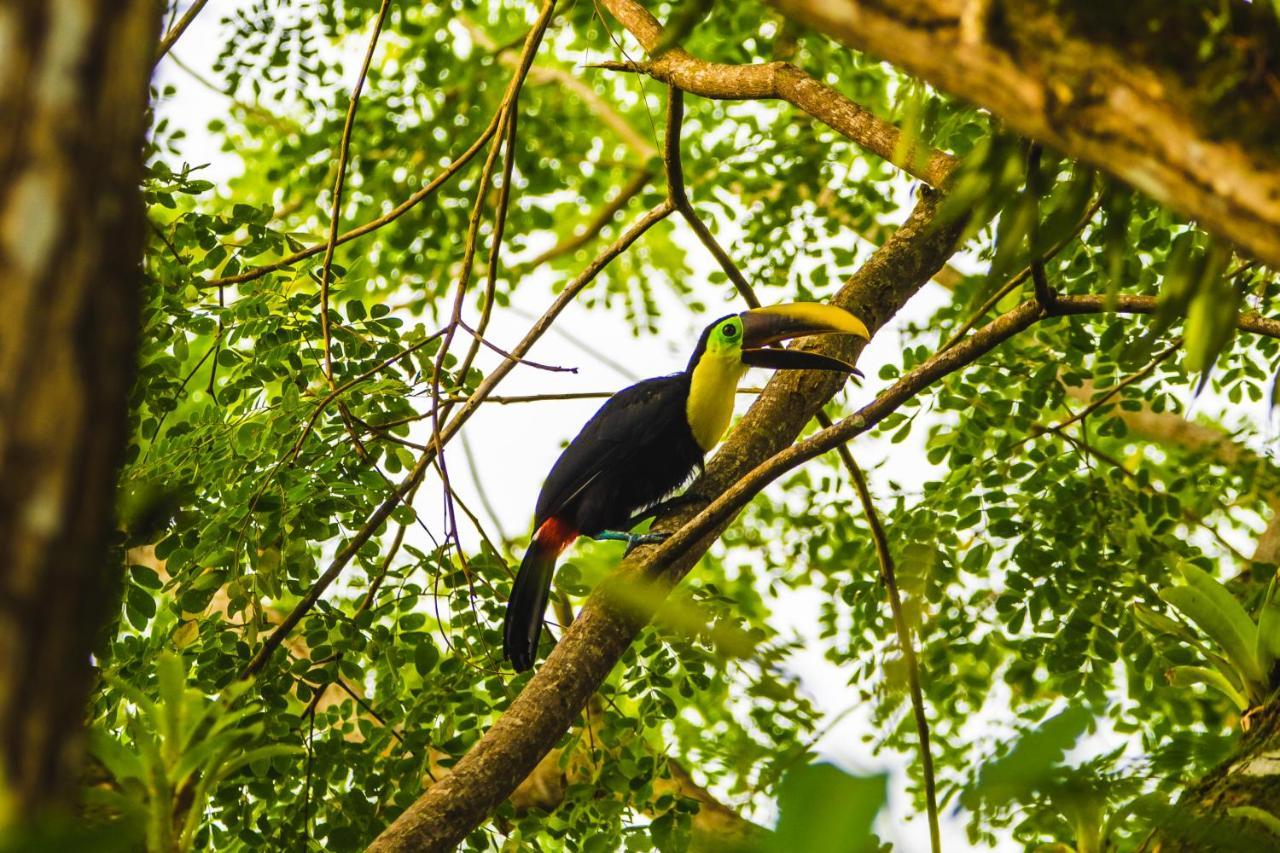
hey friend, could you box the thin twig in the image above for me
[461,429,509,545]
[938,196,1102,353]
[290,328,447,462]
[142,326,224,462]
[1058,432,1254,566]
[1037,340,1180,438]
[1025,144,1057,313]
[456,320,577,374]
[319,0,393,383]
[204,108,505,288]
[831,438,941,853]
[154,0,210,65]
[358,521,409,615]
[429,0,556,569]
[513,167,655,272]
[664,85,761,308]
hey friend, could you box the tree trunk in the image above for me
[1163,702,1280,850]
[0,0,158,827]
[766,0,1280,269]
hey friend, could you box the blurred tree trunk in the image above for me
[0,0,158,828]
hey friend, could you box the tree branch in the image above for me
[203,109,503,288]
[665,85,760,307]
[766,0,1280,268]
[318,0,391,383]
[154,0,209,65]
[512,167,655,272]
[460,14,658,161]
[365,189,965,852]
[594,0,957,188]
[828,437,940,853]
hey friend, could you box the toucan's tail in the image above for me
[503,517,576,671]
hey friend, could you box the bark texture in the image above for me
[767,0,1280,268]
[0,0,158,825]
[596,0,957,188]
[1163,701,1280,850]
[367,191,964,852]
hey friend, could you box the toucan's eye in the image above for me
[722,322,739,340]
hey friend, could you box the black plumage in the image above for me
[501,304,869,671]
[502,372,706,672]
[535,373,703,536]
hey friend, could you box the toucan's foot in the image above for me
[625,531,668,556]
[593,530,669,548]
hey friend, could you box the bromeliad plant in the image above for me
[84,653,300,852]
[1135,563,1280,713]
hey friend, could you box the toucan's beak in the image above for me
[739,303,870,373]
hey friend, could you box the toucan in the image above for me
[502,303,871,671]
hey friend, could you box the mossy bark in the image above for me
[1156,702,1280,850]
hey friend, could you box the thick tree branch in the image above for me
[766,0,1280,268]
[366,267,1280,849]
[1054,295,1280,340]
[366,189,965,852]
[595,0,957,188]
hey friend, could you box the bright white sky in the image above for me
[152,3,1273,849]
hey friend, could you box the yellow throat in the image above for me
[686,351,747,452]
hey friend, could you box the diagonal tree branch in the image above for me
[366,276,1280,849]
[366,188,966,852]
[594,0,958,188]
[824,426,941,853]
[203,109,504,289]
[765,0,1280,268]
[154,0,209,65]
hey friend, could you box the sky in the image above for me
[149,3,1271,849]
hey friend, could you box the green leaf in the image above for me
[88,730,147,784]
[1166,666,1249,712]
[1255,572,1280,681]
[969,706,1092,806]
[769,765,886,853]
[1160,566,1264,694]
[1183,240,1237,383]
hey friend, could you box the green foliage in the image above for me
[770,764,887,853]
[87,654,300,852]
[95,0,1280,849]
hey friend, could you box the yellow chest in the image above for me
[686,354,747,452]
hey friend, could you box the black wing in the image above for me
[534,374,688,525]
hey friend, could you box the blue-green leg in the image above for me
[591,530,669,547]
